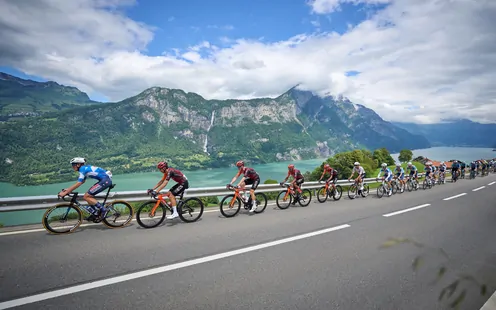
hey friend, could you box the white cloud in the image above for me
[1,0,496,124]
[307,0,392,14]
[207,24,235,30]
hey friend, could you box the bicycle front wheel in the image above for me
[219,194,241,217]
[42,203,82,234]
[276,190,292,209]
[102,200,134,228]
[136,200,167,228]
[316,186,328,203]
[178,197,204,223]
[348,184,357,199]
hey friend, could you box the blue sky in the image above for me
[1,0,494,123]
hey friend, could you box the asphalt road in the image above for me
[0,175,495,310]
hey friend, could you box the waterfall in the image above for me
[203,111,215,154]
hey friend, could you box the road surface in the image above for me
[1,176,495,309]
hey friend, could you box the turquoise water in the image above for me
[1,147,494,227]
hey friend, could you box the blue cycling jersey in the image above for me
[452,163,460,169]
[377,167,392,178]
[395,167,405,175]
[408,165,417,171]
[77,165,112,183]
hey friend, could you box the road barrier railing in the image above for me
[0,173,434,212]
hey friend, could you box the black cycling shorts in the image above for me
[295,177,304,186]
[244,177,260,190]
[170,180,189,197]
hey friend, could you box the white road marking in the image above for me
[0,223,351,309]
[472,186,485,192]
[479,289,496,310]
[0,203,277,237]
[443,193,467,201]
[382,204,430,217]
[488,181,495,186]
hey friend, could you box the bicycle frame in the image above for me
[226,185,251,207]
[60,184,115,216]
[148,191,184,216]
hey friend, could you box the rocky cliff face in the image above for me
[0,78,430,185]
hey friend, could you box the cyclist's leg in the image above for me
[247,177,260,211]
[84,178,111,210]
[295,178,304,194]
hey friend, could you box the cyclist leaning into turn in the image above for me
[228,160,260,212]
[58,157,113,221]
[280,164,305,200]
[148,161,189,219]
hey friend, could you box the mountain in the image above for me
[0,72,99,119]
[0,81,430,186]
[392,119,496,147]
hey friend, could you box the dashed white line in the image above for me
[0,223,351,310]
[488,181,495,186]
[472,186,485,192]
[443,193,467,201]
[382,204,430,217]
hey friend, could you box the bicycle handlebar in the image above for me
[57,189,78,202]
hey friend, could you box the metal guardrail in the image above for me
[0,173,434,212]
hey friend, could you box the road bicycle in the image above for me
[451,170,459,182]
[219,185,267,217]
[376,179,393,198]
[405,175,419,191]
[42,184,134,234]
[347,178,369,199]
[422,176,435,189]
[136,191,204,228]
[316,180,342,203]
[437,171,446,184]
[276,183,312,209]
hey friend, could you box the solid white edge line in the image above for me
[472,186,485,192]
[0,223,351,310]
[443,193,467,201]
[479,289,496,310]
[488,181,495,186]
[0,203,278,237]
[382,204,430,217]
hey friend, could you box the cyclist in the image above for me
[407,162,418,181]
[228,160,260,212]
[394,163,406,189]
[451,160,460,180]
[318,163,339,190]
[424,161,434,184]
[280,164,305,201]
[470,161,477,178]
[460,161,466,177]
[376,163,393,195]
[58,157,113,221]
[348,161,366,192]
[149,161,189,219]
[439,161,447,183]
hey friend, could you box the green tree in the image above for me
[373,148,395,166]
[309,149,377,180]
[398,149,413,162]
[263,178,280,200]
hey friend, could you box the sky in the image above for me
[0,0,495,124]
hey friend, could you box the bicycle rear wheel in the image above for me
[42,203,82,234]
[253,192,268,213]
[178,197,204,223]
[298,189,312,207]
[136,200,167,228]
[332,185,343,200]
[102,200,134,228]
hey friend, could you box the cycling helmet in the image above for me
[324,164,330,169]
[441,161,444,164]
[381,163,387,167]
[236,160,244,167]
[407,162,412,166]
[70,157,86,164]
[157,161,168,170]
[354,162,360,166]
[396,163,401,166]
[288,164,295,170]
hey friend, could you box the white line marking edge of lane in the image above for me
[479,289,496,310]
[0,223,351,310]
[443,193,467,201]
[488,181,495,186]
[382,204,431,217]
[472,186,486,192]
[0,203,277,237]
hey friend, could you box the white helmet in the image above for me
[70,157,86,164]
[407,162,412,165]
[396,163,401,166]
[381,163,387,167]
[354,162,360,166]
[441,161,445,164]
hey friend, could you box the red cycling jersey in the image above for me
[161,168,188,184]
[288,169,304,180]
[241,167,259,180]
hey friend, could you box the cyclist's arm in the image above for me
[59,181,84,197]
[319,170,326,181]
[152,175,166,191]
[281,172,290,184]
[230,171,242,185]
[156,173,171,192]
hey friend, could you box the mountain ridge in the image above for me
[1,72,430,185]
